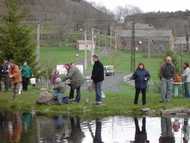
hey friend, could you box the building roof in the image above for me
[118,29,173,39]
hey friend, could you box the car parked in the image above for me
[104,65,115,76]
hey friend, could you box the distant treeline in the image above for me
[126,10,190,36]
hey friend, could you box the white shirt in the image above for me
[182,67,190,82]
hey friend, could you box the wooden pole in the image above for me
[84,30,88,72]
[36,23,40,64]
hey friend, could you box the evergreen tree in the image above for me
[0,0,35,66]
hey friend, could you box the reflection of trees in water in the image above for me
[159,117,175,143]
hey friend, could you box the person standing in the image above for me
[63,64,84,103]
[182,63,190,97]
[91,55,104,105]
[1,60,10,91]
[160,56,175,102]
[21,62,32,91]
[131,63,150,105]
[9,61,22,99]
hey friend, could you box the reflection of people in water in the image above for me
[8,112,23,143]
[159,117,175,143]
[53,115,64,129]
[133,117,149,143]
[182,118,190,143]
[94,119,103,143]
[68,116,84,143]
[22,112,32,132]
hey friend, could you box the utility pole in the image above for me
[84,30,88,72]
[91,28,95,65]
[185,26,189,52]
[36,23,40,64]
[105,31,107,54]
[147,39,151,58]
[114,31,118,51]
[110,26,112,49]
[130,21,136,72]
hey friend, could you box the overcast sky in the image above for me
[85,0,190,12]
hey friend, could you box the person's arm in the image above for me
[145,71,150,81]
[62,68,74,81]
[159,64,163,80]
[130,71,137,80]
[10,66,20,78]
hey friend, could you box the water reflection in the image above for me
[1,112,190,143]
[159,117,175,143]
[133,117,149,143]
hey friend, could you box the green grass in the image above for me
[40,46,190,81]
[1,86,190,118]
[40,46,84,69]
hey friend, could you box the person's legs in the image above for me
[187,82,190,97]
[22,77,27,91]
[166,80,173,101]
[95,82,103,103]
[12,83,18,99]
[161,78,167,102]
[142,88,147,105]
[134,88,140,104]
[69,85,74,99]
[184,82,188,97]
[4,75,9,91]
[75,87,81,103]
[25,77,29,91]
[53,90,63,104]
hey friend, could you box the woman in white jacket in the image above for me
[182,63,190,97]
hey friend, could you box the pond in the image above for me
[0,112,189,143]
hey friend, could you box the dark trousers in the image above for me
[1,75,10,91]
[22,77,30,91]
[69,86,81,102]
[134,88,146,105]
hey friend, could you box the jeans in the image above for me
[53,90,64,104]
[134,88,146,105]
[95,81,103,102]
[161,78,173,102]
[184,82,190,97]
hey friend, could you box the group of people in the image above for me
[51,54,104,105]
[130,56,190,105]
[0,60,32,99]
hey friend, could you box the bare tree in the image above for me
[115,5,142,22]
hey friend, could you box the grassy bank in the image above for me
[0,86,190,118]
[40,47,190,81]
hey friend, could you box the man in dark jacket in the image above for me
[0,60,10,91]
[131,63,150,105]
[160,56,175,102]
[91,55,104,105]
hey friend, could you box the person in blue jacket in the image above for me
[131,63,150,105]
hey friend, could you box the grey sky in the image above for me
[85,0,190,12]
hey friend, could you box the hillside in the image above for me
[0,0,114,45]
[126,11,190,36]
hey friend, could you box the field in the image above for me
[0,46,189,117]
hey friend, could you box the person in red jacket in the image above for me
[9,61,22,99]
